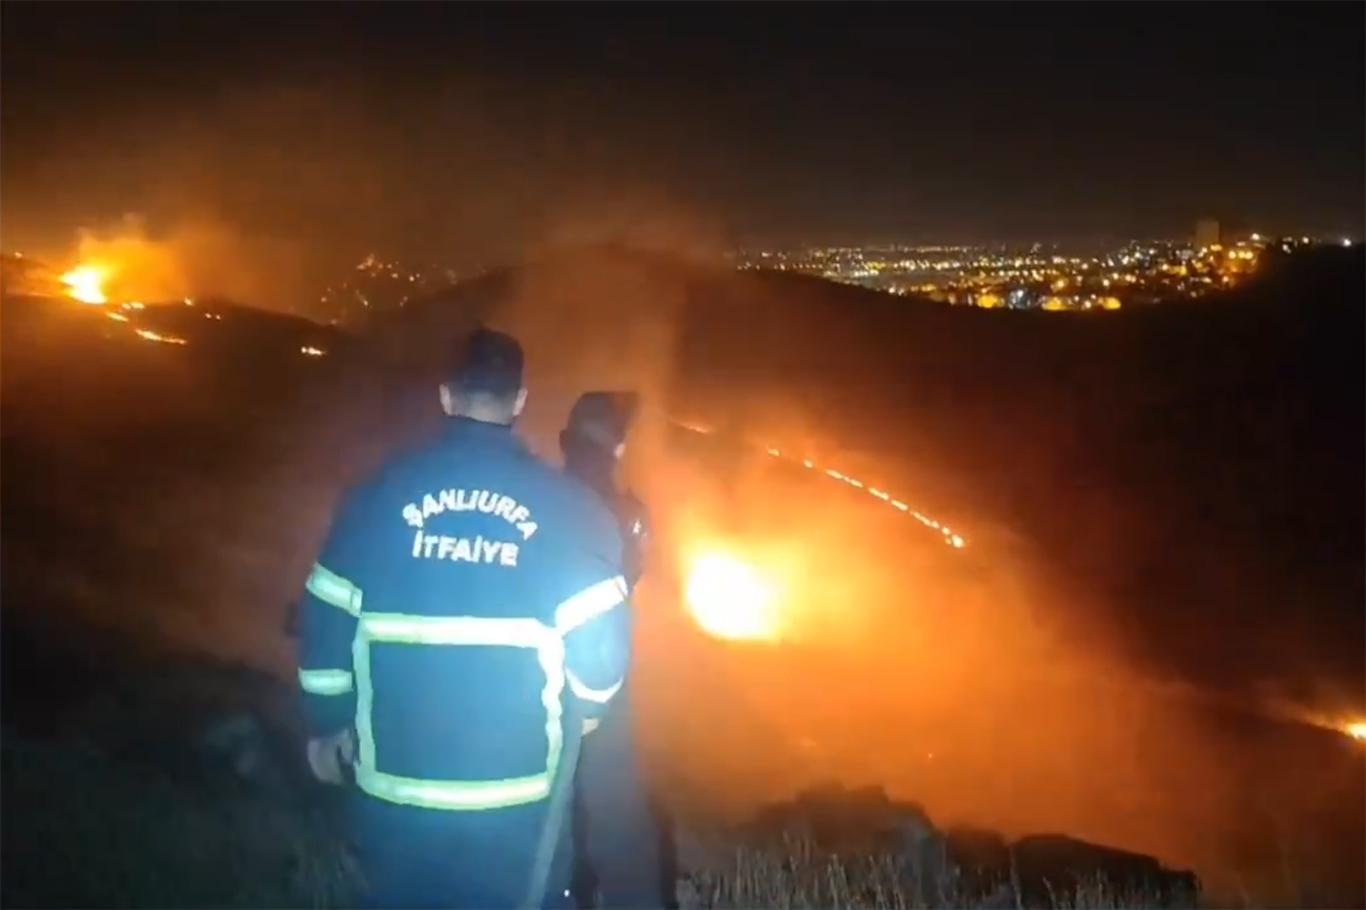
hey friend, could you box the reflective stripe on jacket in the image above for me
[296,417,630,814]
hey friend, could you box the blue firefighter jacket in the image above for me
[296,417,631,872]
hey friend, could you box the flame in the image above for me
[671,418,969,548]
[135,328,187,346]
[685,550,780,642]
[59,265,110,304]
[1346,721,1366,742]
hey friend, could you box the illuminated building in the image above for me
[1194,218,1222,249]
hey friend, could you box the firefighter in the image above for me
[559,392,677,910]
[559,392,650,587]
[296,329,650,910]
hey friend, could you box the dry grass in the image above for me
[0,726,1206,910]
[680,846,1188,909]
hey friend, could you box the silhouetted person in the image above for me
[560,392,677,909]
[559,393,650,589]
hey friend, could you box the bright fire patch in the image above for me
[60,265,110,305]
[1347,721,1366,742]
[685,552,779,642]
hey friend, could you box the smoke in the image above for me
[60,214,316,312]
[21,198,1363,901]
[527,189,731,266]
[25,70,747,318]
[434,192,733,462]
[5,30,1359,901]
[59,197,1355,895]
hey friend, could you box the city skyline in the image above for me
[8,228,1350,326]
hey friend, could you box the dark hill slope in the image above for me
[377,244,1364,696]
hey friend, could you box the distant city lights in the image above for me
[4,231,1355,327]
[731,231,1277,312]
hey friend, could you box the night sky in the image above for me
[2,3,1362,267]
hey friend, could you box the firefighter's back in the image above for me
[345,417,623,909]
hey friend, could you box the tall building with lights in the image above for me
[1194,218,1222,248]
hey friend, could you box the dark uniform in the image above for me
[296,333,635,910]
[560,393,675,910]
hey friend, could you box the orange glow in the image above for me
[685,550,780,642]
[134,328,187,346]
[672,417,968,548]
[1347,722,1366,742]
[59,265,110,304]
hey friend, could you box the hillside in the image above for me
[1,246,1362,907]
[372,245,1366,899]
[382,243,1364,697]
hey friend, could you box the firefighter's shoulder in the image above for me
[514,448,622,553]
[513,451,626,582]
